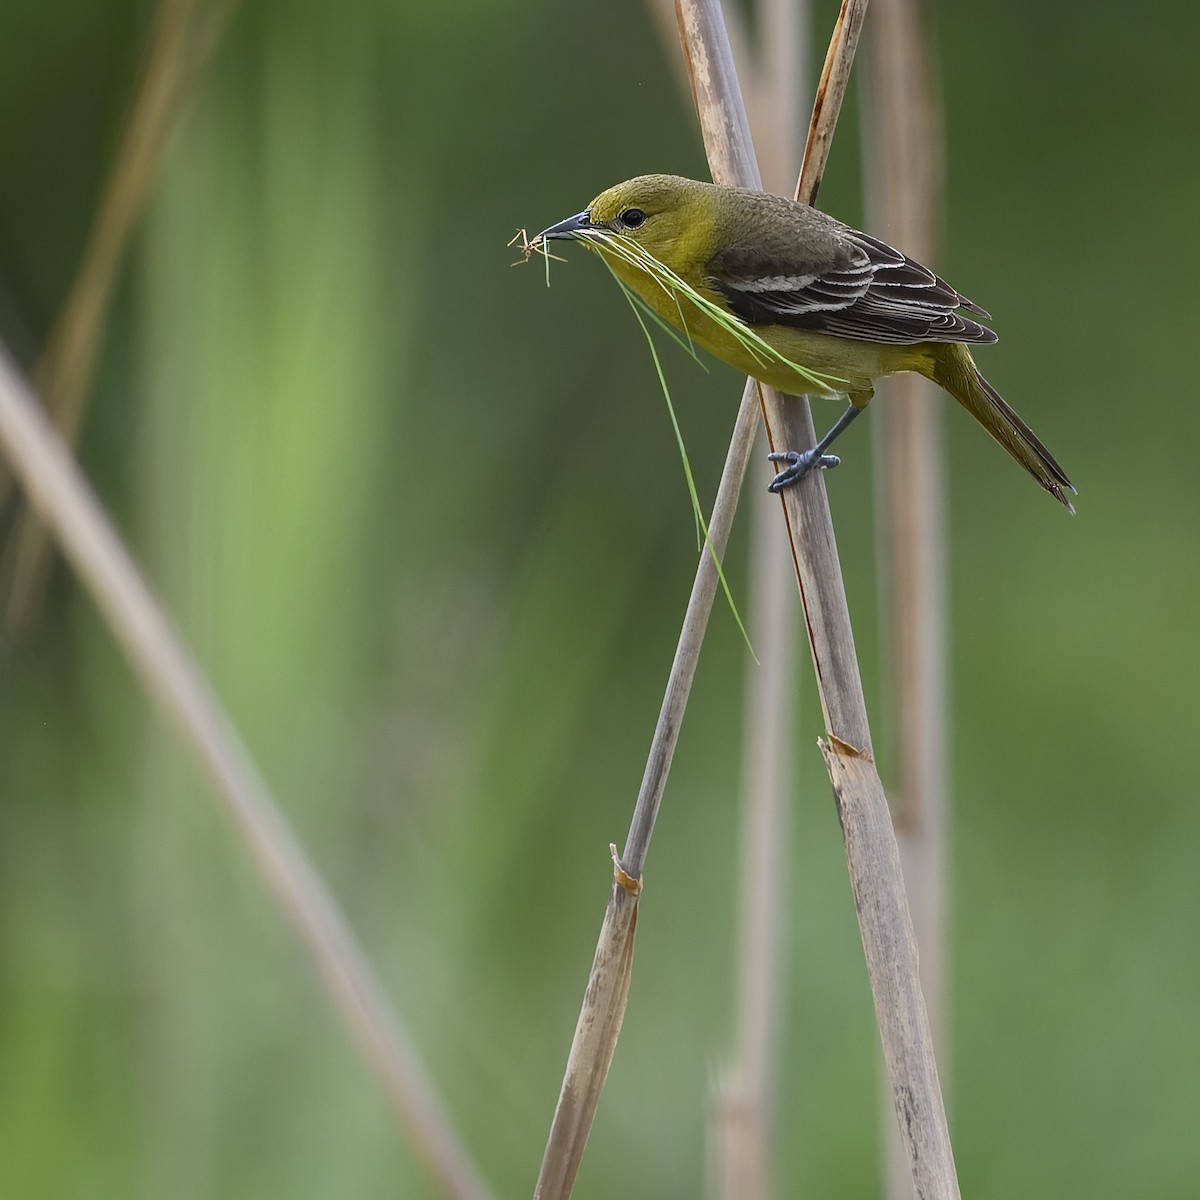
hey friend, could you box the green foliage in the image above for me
[0,1,1197,1197]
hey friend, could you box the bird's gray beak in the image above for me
[536,209,595,242]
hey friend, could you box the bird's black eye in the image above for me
[619,207,646,229]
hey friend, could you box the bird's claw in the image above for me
[766,448,841,493]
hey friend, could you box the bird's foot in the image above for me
[766,448,841,493]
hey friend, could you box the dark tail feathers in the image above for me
[931,346,1076,513]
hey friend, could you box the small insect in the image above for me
[508,228,566,283]
[507,227,535,265]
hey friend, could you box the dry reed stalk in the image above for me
[861,2,950,1194]
[533,853,641,1199]
[0,343,495,1200]
[1,0,232,635]
[707,0,807,1192]
[680,0,961,1196]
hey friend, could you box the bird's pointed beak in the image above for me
[535,209,595,243]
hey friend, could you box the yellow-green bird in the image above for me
[535,174,1075,511]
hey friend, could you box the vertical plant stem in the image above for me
[862,2,950,1195]
[679,0,961,1196]
[1,0,229,634]
[709,0,807,1193]
[796,0,869,206]
[711,478,796,1200]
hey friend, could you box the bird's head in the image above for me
[535,175,715,275]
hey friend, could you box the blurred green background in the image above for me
[1,0,1197,1196]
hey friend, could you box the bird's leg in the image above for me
[767,403,864,493]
